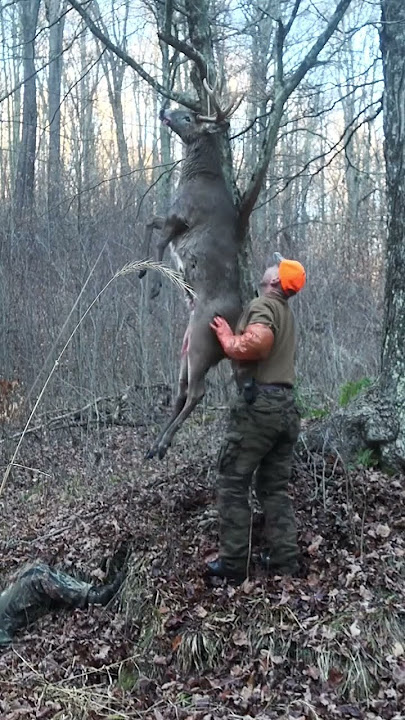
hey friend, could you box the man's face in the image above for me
[259,265,279,294]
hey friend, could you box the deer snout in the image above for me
[159,108,171,125]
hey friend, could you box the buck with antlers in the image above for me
[141,81,243,459]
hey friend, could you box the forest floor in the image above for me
[0,406,404,720]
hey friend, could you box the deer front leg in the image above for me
[149,214,188,299]
[139,216,165,278]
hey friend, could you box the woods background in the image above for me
[0,0,384,419]
[1,4,405,717]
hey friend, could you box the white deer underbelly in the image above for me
[169,243,196,310]
[169,244,185,275]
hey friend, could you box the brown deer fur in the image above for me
[143,107,242,459]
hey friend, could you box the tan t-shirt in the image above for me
[235,294,296,386]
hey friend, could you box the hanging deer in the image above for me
[141,81,242,459]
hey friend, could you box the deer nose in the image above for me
[159,108,171,126]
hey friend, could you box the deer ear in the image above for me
[205,120,230,135]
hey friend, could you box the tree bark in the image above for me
[379,0,405,467]
[156,0,174,210]
[92,0,131,187]
[14,0,41,221]
[47,0,65,226]
[182,0,257,301]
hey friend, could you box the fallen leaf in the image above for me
[232,629,249,647]
[349,620,361,637]
[241,578,255,593]
[375,523,391,538]
[171,635,182,652]
[321,625,337,640]
[94,644,110,660]
[194,604,208,618]
[153,655,167,665]
[337,704,363,717]
[307,535,323,554]
[328,667,344,686]
[306,665,320,680]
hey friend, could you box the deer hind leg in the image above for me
[146,329,190,459]
[147,325,222,460]
[152,358,206,461]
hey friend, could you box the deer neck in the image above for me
[182,136,223,181]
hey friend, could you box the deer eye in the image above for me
[184,115,191,122]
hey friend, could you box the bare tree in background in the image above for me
[46,0,66,226]
[14,0,41,221]
[0,0,386,427]
[306,0,405,470]
[68,0,353,304]
[92,1,131,185]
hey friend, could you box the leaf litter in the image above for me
[0,412,404,719]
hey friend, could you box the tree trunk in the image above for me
[379,0,405,467]
[47,0,65,227]
[102,56,131,182]
[156,0,173,211]
[14,0,41,221]
[183,0,256,303]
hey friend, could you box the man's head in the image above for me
[259,254,306,297]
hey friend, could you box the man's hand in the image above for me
[210,316,233,342]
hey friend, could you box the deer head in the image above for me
[159,107,229,143]
[159,78,243,143]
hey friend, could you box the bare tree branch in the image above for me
[285,0,352,97]
[67,0,201,111]
[158,31,207,80]
[275,19,284,85]
[254,97,383,210]
[239,0,353,227]
[284,0,302,37]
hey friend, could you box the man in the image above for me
[0,561,125,647]
[207,253,306,583]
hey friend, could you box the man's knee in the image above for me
[217,431,244,474]
[217,473,250,506]
[256,456,293,497]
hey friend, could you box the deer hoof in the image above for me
[145,441,170,460]
[138,269,147,279]
[145,446,157,460]
[157,444,169,460]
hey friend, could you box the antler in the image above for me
[197,77,244,123]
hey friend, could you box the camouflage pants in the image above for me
[217,387,300,571]
[0,563,92,647]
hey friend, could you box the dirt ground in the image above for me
[0,410,404,719]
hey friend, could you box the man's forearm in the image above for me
[217,323,274,361]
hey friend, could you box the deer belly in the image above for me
[169,244,185,275]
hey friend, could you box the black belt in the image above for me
[256,382,293,391]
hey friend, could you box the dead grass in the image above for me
[0,422,403,719]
